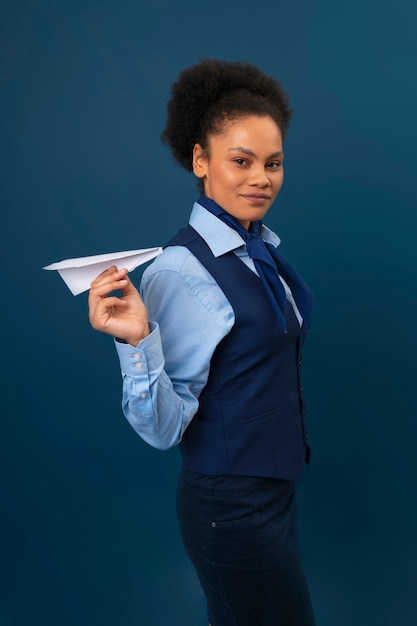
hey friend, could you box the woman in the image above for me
[89,58,316,626]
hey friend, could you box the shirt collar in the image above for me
[189,201,281,258]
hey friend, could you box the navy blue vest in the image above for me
[166,225,311,481]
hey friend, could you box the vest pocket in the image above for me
[243,403,290,423]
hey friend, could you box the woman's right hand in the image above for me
[88,266,150,347]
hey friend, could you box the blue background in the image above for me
[1,1,416,624]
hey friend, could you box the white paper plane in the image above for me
[43,247,163,295]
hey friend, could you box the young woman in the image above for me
[88,58,316,626]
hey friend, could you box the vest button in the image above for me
[211,521,216,528]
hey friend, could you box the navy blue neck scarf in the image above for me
[198,194,313,332]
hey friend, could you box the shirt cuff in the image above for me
[114,322,164,376]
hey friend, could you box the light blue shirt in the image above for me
[115,201,301,450]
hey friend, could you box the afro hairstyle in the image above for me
[161,58,293,172]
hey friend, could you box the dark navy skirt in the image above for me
[176,468,315,626]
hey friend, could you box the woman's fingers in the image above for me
[88,267,148,344]
[95,295,127,310]
[90,265,118,285]
[90,267,129,295]
[90,277,128,299]
[88,293,128,330]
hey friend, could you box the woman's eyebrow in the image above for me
[228,147,284,158]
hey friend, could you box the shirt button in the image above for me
[133,353,141,359]
[140,392,147,399]
[135,362,143,369]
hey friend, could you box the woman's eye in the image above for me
[267,161,282,169]
[234,158,248,166]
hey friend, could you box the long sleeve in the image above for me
[114,245,234,449]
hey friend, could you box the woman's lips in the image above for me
[241,193,270,203]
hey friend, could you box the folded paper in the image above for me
[43,247,163,295]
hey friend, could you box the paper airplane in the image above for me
[43,247,163,295]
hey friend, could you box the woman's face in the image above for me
[193,115,284,229]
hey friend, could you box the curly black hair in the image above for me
[161,58,293,172]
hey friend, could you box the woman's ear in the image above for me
[192,143,207,178]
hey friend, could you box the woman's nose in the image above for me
[247,165,271,186]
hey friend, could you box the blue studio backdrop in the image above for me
[1,1,416,625]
